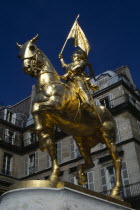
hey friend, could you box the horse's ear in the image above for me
[16,42,22,49]
[31,34,39,44]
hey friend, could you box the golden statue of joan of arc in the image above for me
[58,15,98,112]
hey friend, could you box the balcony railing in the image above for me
[23,137,38,147]
[108,94,140,111]
[101,182,140,199]
[95,75,138,94]
[2,169,12,176]
[0,113,27,128]
[0,133,21,147]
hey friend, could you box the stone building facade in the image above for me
[0,66,140,208]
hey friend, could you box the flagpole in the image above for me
[60,14,80,54]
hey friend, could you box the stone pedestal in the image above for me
[0,184,133,210]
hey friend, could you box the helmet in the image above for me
[72,50,87,61]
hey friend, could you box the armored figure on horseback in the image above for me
[16,15,123,200]
[58,50,98,112]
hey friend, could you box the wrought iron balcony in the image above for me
[0,133,21,147]
[0,112,27,128]
[102,182,140,200]
[108,94,140,112]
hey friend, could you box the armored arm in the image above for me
[58,53,67,71]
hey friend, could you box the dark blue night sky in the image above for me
[0,0,140,106]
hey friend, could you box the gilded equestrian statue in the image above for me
[17,34,122,200]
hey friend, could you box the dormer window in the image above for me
[4,109,16,124]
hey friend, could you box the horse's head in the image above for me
[17,34,45,77]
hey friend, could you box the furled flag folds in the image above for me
[67,20,90,55]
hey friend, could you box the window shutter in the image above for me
[95,100,100,106]
[98,143,106,150]
[109,93,114,108]
[0,127,4,141]
[11,113,16,124]
[24,156,28,176]
[87,171,94,190]
[23,132,28,146]
[35,151,39,172]
[10,157,13,174]
[12,132,16,145]
[70,137,75,159]
[100,168,107,193]
[70,176,78,185]
[57,141,62,164]
[27,132,31,145]
[121,161,131,197]
[15,133,21,147]
[4,109,7,120]
[46,151,51,168]
[5,129,9,143]
[115,118,120,143]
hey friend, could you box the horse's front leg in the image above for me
[37,129,60,182]
[32,103,60,182]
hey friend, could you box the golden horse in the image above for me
[17,35,122,200]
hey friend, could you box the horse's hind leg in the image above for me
[74,136,95,185]
[101,121,122,200]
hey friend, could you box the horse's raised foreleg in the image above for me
[101,121,122,200]
[74,136,95,185]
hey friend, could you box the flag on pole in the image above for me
[67,20,90,55]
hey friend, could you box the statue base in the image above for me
[0,181,132,210]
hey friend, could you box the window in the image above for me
[121,161,131,197]
[98,143,106,150]
[23,132,38,146]
[0,127,4,141]
[30,133,37,144]
[100,168,107,194]
[29,154,35,175]
[24,152,39,176]
[100,97,110,109]
[100,163,130,198]
[106,166,115,190]
[97,94,114,109]
[70,137,81,159]
[46,151,51,169]
[6,111,13,122]
[70,176,78,185]
[100,166,115,195]
[5,129,15,145]
[57,141,62,164]
[87,171,94,190]
[2,153,13,176]
[4,109,16,124]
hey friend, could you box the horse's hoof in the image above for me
[78,175,87,185]
[110,188,123,201]
[110,194,123,201]
[49,174,59,183]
